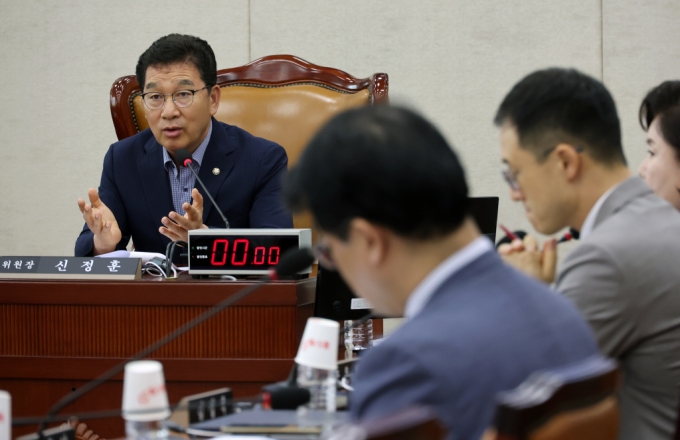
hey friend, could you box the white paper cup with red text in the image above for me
[295,318,339,370]
[122,360,171,421]
[0,390,10,440]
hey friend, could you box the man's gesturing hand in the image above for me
[159,188,208,242]
[498,234,558,284]
[77,188,122,255]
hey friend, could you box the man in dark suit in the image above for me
[283,105,599,439]
[76,34,292,257]
[495,68,680,439]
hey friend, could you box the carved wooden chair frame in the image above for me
[109,54,389,141]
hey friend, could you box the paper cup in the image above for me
[122,360,171,421]
[295,318,339,370]
[0,391,10,440]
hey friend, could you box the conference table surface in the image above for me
[0,273,317,438]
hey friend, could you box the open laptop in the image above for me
[314,196,500,320]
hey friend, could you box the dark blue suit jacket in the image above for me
[349,249,599,440]
[75,119,293,256]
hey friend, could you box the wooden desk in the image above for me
[0,275,316,438]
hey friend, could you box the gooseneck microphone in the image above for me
[264,385,312,410]
[20,302,370,429]
[175,148,229,229]
[36,247,315,436]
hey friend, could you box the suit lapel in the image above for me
[197,120,236,223]
[138,137,174,226]
[594,177,653,228]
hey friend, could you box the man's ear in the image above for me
[554,143,582,182]
[209,85,221,115]
[349,218,390,267]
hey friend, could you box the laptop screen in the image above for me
[314,196,500,320]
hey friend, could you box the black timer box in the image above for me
[188,228,312,276]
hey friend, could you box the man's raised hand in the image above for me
[159,188,208,242]
[77,188,122,255]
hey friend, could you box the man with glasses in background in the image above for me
[284,105,599,439]
[495,68,680,439]
[75,34,292,257]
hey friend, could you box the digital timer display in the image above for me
[188,229,312,276]
[189,235,300,271]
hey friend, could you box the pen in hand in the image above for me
[499,223,576,245]
[499,224,520,241]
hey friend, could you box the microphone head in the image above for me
[175,149,193,167]
[270,248,315,279]
[266,387,311,410]
[558,228,580,243]
[496,230,527,248]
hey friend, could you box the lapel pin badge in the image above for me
[212,168,220,175]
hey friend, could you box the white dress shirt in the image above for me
[579,183,620,239]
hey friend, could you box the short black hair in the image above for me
[283,106,469,240]
[136,34,217,91]
[494,68,626,165]
[639,80,680,160]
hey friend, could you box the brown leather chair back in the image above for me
[487,357,620,440]
[526,396,618,440]
[110,55,389,232]
[359,406,448,440]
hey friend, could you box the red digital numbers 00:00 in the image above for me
[210,239,280,266]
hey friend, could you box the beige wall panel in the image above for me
[0,0,249,255]
[250,0,602,241]
[603,0,680,174]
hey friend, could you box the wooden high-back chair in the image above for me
[483,356,619,440]
[110,55,389,233]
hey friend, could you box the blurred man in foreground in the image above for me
[283,105,598,439]
[496,68,680,439]
[76,34,292,257]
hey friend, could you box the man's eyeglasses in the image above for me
[313,240,335,270]
[140,86,210,110]
[501,145,584,192]
[501,169,521,192]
